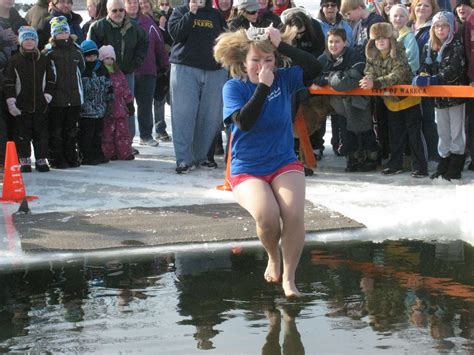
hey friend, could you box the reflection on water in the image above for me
[0,239,473,353]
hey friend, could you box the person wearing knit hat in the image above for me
[18,26,39,50]
[4,25,55,173]
[98,45,116,62]
[43,14,85,169]
[97,44,135,161]
[414,10,468,180]
[80,39,99,57]
[78,40,113,165]
[389,4,420,74]
[50,16,70,39]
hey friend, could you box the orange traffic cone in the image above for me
[216,133,232,191]
[294,106,317,170]
[0,141,38,203]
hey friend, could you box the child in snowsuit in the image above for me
[43,16,85,169]
[4,26,55,172]
[98,45,135,161]
[79,39,113,165]
[415,11,468,180]
[361,22,428,178]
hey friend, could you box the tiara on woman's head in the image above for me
[246,24,269,41]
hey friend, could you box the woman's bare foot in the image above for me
[264,256,281,283]
[282,279,301,299]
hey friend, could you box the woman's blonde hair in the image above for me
[213,27,296,78]
[409,0,439,22]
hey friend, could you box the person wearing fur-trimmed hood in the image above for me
[362,22,428,178]
[415,11,468,180]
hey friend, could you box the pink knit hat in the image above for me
[98,45,116,61]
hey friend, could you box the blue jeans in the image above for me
[125,73,135,139]
[135,74,156,141]
[170,64,228,165]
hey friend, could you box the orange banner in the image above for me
[309,84,474,98]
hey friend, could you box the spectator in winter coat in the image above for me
[168,0,228,173]
[454,0,472,35]
[361,22,428,178]
[139,0,172,143]
[43,16,85,169]
[464,10,474,171]
[99,45,136,161]
[409,0,441,163]
[25,0,50,29]
[272,0,292,16]
[0,24,17,169]
[317,0,352,47]
[281,7,327,161]
[88,0,149,152]
[213,0,233,20]
[38,0,85,49]
[315,28,379,172]
[415,11,468,180]
[340,0,384,58]
[256,0,281,28]
[4,26,55,173]
[152,0,173,49]
[0,0,27,41]
[228,0,261,31]
[390,4,419,73]
[79,39,113,165]
[82,0,108,38]
[126,0,169,147]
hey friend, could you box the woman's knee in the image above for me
[254,209,281,234]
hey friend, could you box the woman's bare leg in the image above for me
[272,172,306,298]
[233,178,282,283]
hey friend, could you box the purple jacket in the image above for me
[109,70,134,119]
[135,14,169,76]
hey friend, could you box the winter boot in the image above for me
[19,158,32,173]
[430,156,450,179]
[35,158,50,172]
[358,150,379,172]
[443,154,465,180]
[345,153,359,172]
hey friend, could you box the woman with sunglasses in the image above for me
[316,0,352,47]
[228,0,260,31]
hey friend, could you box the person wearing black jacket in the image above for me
[44,17,85,169]
[168,0,228,173]
[4,26,55,173]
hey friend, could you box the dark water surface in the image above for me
[1,239,473,354]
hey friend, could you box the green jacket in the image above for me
[89,16,149,74]
[364,41,412,90]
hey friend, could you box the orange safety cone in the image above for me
[294,106,317,170]
[216,133,232,191]
[0,141,38,203]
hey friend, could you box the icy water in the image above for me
[0,239,473,354]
